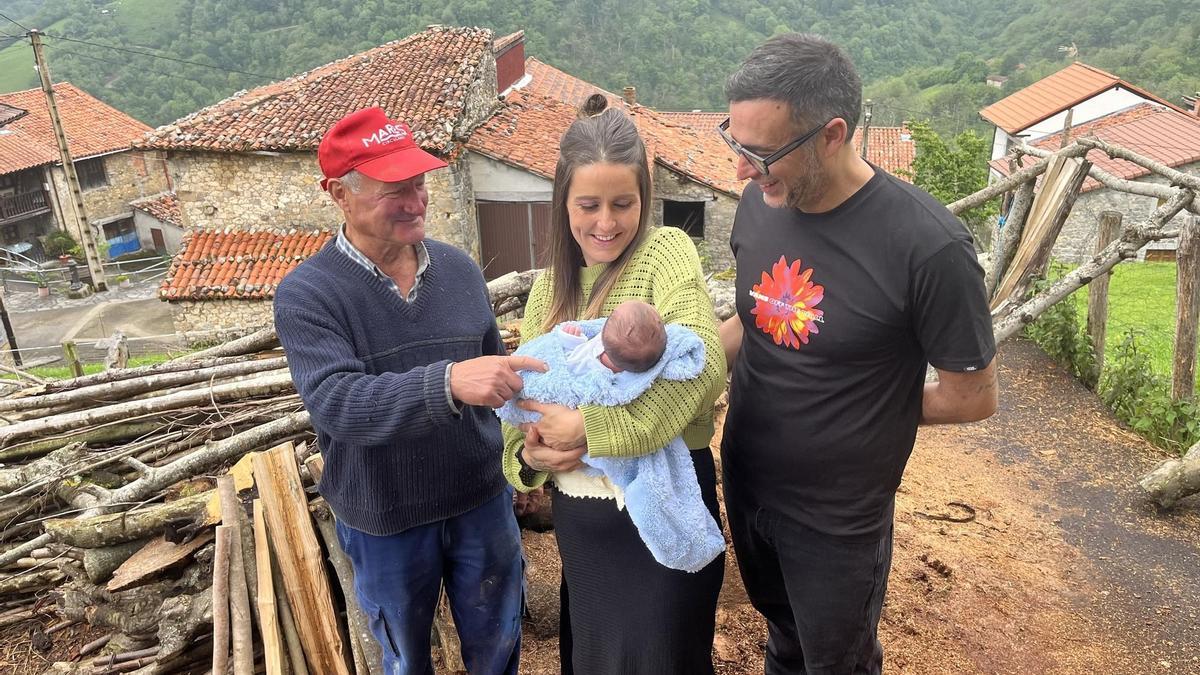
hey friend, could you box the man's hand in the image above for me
[518,400,586,451]
[450,355,547,408]
[521,426,586,473]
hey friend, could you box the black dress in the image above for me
[552,447,725,675]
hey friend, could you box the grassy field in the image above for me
[3,351,184,381]
[1070,261,1197,384]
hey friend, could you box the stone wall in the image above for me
[166,151,480,258]
[171,298,275,338]
[1053,162,1200,262]
[651,166,739,273]
[47,151,171,240]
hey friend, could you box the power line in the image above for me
[42,32,279,81]
[48,45,213,85]
[0,10,30,32]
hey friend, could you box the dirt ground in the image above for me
[516,337,1200,674]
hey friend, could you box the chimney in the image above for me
[623,86,637,106]
[494,31,527,96]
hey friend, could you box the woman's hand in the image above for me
[520,426,586,473]
[518,400,587,451]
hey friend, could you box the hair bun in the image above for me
[578,93,609,119]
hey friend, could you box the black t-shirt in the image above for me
[722,166,996,538]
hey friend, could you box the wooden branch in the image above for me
[253,442,351,675]
[176,327,281,363]
[272,541,310,675]
[993,189,1194,343]
[0,421,169,463]
[986,178,1035,300]
[12,354,270,396]
[310,496,381,675]
[0,357,288,414]
[0,361,47,385]
[42,491,212,548]
[213,525,232,675]
[1017,142,1200,215]
[947,142,1088,215]
[0,442,90,493]
[255,500,287,675]
[1076,136,1200,194]
[219,476,254,675]
[1139,441,1200,508]
[0,568,64,593]
[0,371,294,448]
[82,539,151,584]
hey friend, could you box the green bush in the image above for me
[1024,269,1098,389]
[1100,330,1200,455]
[44,229,80,257]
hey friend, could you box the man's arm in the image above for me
[719,314,743,372]
[920,358,998,425]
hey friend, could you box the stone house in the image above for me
[989,103,1200,262]
[979,61,1190,168]
[467,56,745,276]
[0,83,169,262]
[148,26,504,333]
[129,192,185,254]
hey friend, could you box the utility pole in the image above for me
[28,29,108,292]
[860,99,873,160]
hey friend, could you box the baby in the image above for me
[558,300,667,375]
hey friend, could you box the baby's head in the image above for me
[599,300,667,373]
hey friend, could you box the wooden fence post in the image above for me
[61,340,84,378]
[1172,216,1200,401]
[1087,211,1122,375]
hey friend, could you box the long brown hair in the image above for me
[542,94,653,332]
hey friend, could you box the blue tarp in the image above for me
[107,232,141,258]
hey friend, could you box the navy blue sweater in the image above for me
[273,239,507,535]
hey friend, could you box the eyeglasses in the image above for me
[717,117,833,176]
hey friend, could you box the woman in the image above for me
[502,95,727,674]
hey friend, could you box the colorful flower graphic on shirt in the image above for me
[750,256,824,349]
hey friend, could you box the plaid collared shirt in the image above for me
[335,226,429,302]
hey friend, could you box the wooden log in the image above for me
[176,327,282,363]
[1172,216,1200,401]
[273,542,310,675]
[255,500,287,675]
[948,142,1088,216]
[994,189,1194,343]
[0,421,167,463]
[218,476,254,675]
[0,441,91,493]
[0,371,294,448]
[82,539,149,584]
[62,341,84,378]
[213,525,233,675]
[0,357,288,414]
[1087,212,1122,375]
[106,531,214,592]
[13,353,270,396]
[992,155,1092,312]
[42,491,211,548]
[309,495,381,675]
[1139,441,1200,509]
[986,178,1035,300]
[0,568,63,593]
[252,442,351,675]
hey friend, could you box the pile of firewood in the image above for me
[0,270,539,674]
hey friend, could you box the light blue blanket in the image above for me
[497,318,725,573]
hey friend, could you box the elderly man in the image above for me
[274,107,543,675]
[717,36,998,674]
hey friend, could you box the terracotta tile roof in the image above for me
[979,62,1183,135]
[130,191,182,226]
[661,111,915,181]
[989,103,1200,193]
[0,83,150,176]
[851,126,915,180]
[139,26,495,155]
[159,229,333,301]
[522,58,620,108]
[0,103,26,127]
[468,88,744,197]
[658,111,725,131]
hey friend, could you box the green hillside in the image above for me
[0,0,1195,132]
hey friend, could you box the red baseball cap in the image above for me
[318,107,448,190]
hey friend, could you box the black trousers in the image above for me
[553,447,725,675]
[724,477,892,675]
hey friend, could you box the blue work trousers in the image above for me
[335,488,524,675]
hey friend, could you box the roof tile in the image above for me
[138,26,494,154]
[159,229,332,301]
[129,191,182,225]
[0,83,150,176]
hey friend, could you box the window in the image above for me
[663,200,705,238]
[76,157,108,191]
